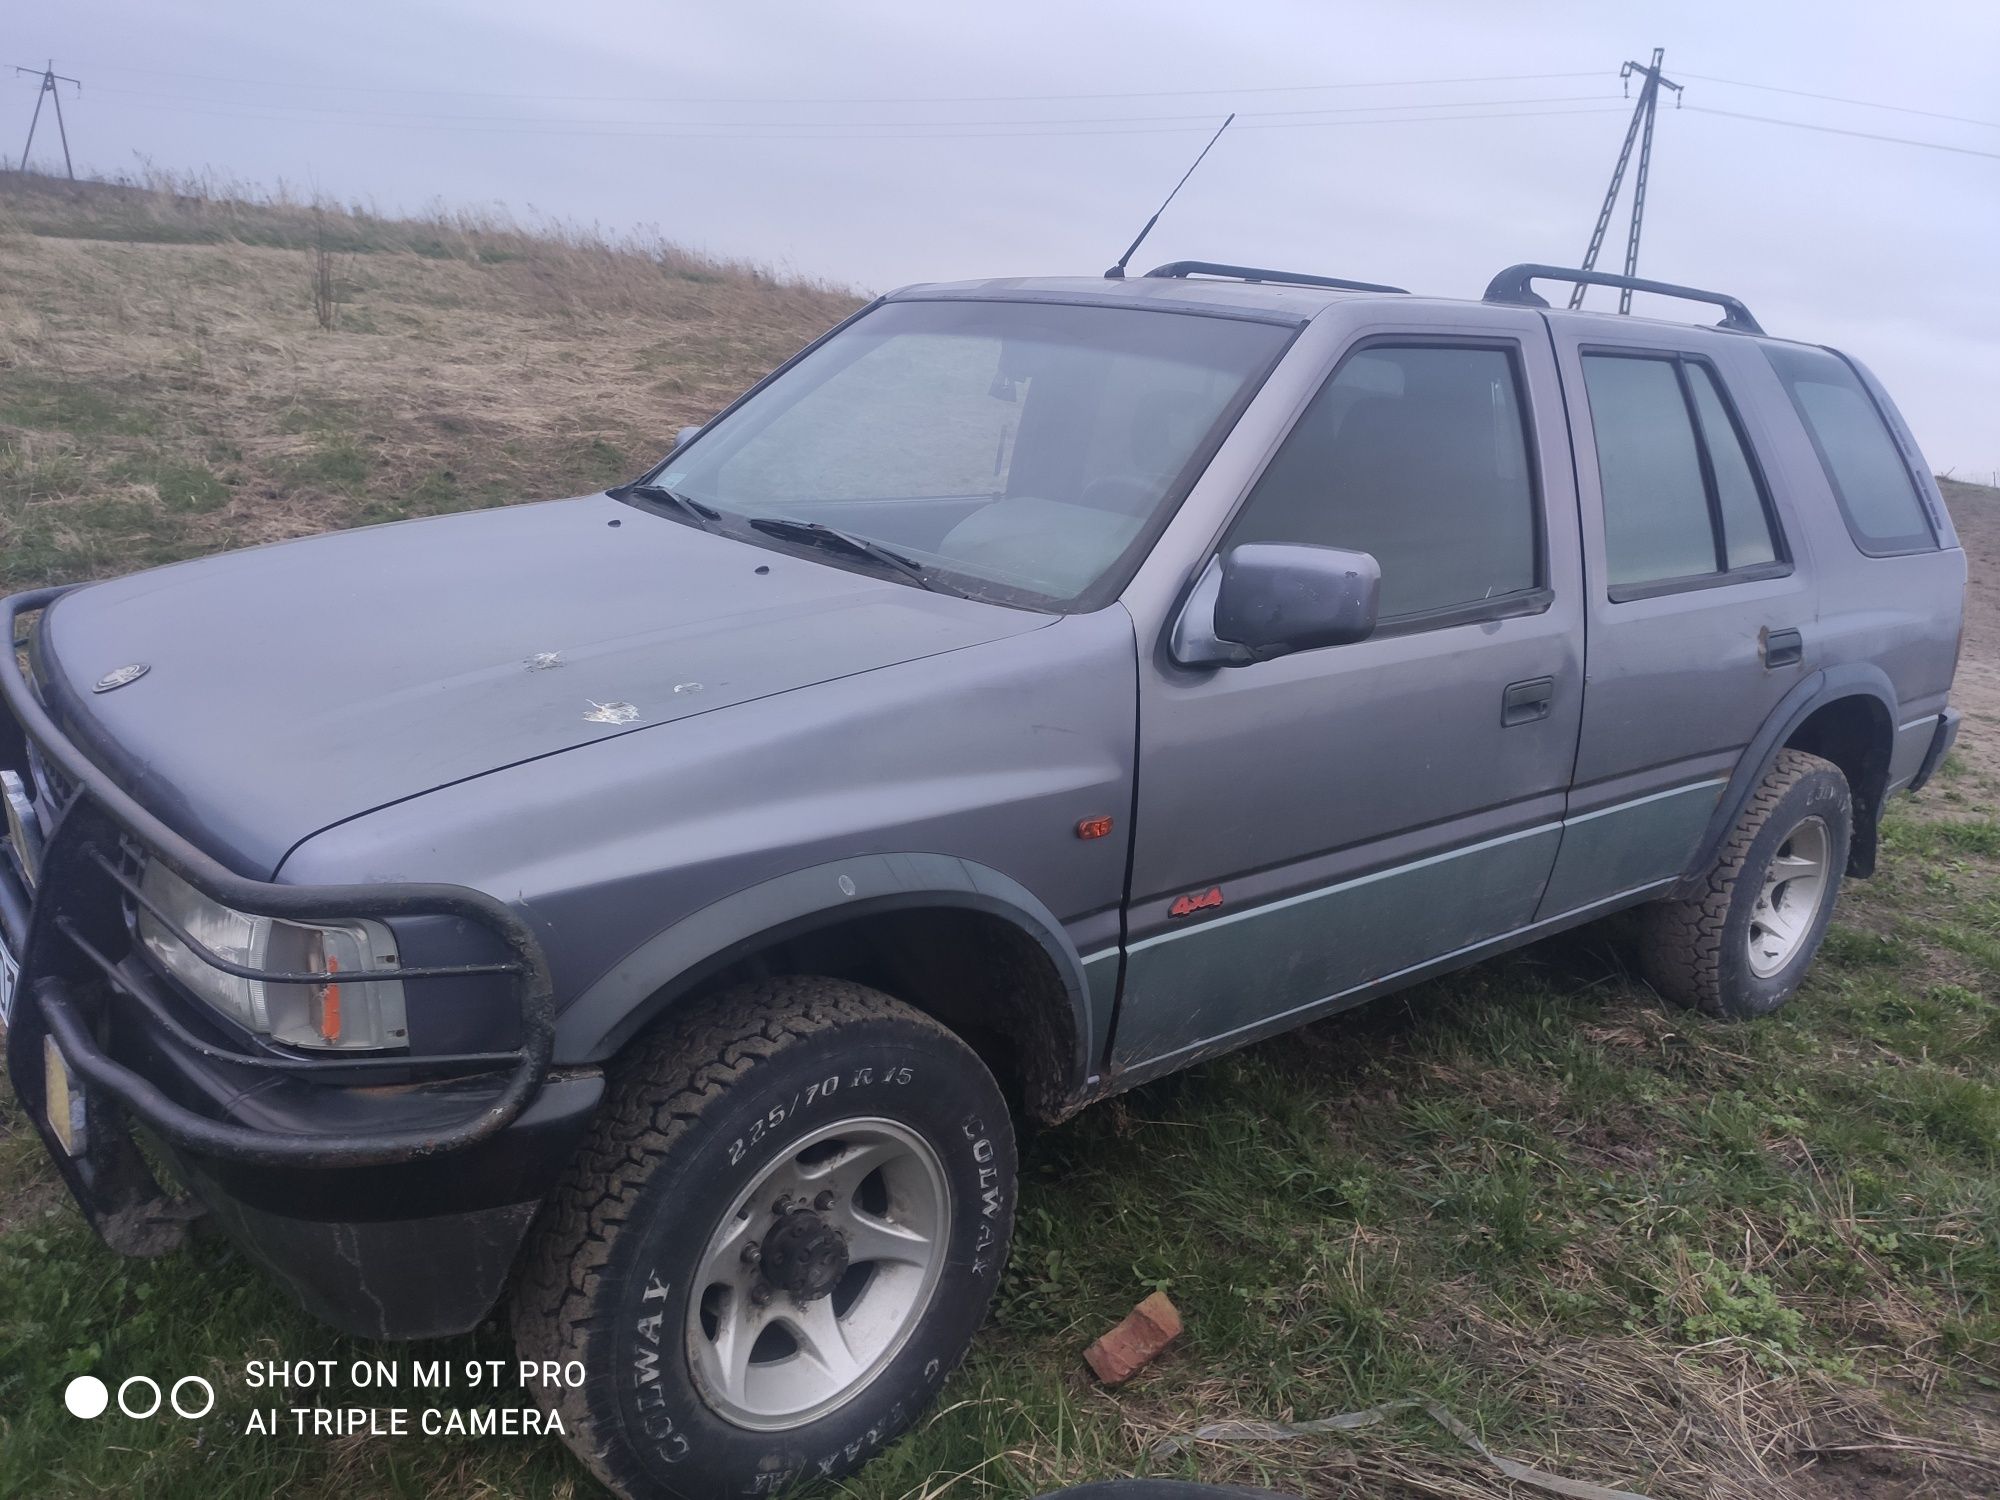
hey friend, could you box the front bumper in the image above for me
[6,967,602,1336]
[2,585,593,1337]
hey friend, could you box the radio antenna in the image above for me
[1103,113,1235,280]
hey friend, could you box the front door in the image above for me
[1111,308,1584,1077]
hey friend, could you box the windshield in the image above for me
[644,299,1292,608]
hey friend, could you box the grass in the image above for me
[1,172,1998,1498]
[5,829,1997,1498]
[0,169,860,596]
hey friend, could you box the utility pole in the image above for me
[13,60,82,179]
[1570,47,1681,313]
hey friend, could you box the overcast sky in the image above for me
[6,0,1996,478]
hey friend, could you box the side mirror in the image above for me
[674,424,702,450]
[1171,543,1381,667]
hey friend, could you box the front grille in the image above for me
[26,740,74,834]
[9,618,75,835]
[2,767,40,889]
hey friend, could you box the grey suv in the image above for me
[1,260,1964,1498]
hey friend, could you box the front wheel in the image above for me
[1640,748,1852,1018]
[512,977,1016,1500]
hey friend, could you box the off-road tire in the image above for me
[511,977,1016,1500]
[1640,749,1852,1018]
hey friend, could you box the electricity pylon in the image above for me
[13,60,82,179]
[1571,48,1681,313]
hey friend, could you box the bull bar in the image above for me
[1,584,557,1177]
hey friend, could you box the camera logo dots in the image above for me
[64,1373,215,1420]
[64,1375,108,1419]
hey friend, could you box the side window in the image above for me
[1765,344,1936,555]
[1225,343,1540,621]
[1685,364,1777,569]
[1581,352,1783,593]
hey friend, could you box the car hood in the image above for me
[37,494,1049,876]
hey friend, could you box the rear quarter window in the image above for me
[1578,351,1783,596]
[1764,344,1936,555]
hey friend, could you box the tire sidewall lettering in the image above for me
[724,1062,916,1171]
[626,1268,690,1465]
[959,1113,1006,1272]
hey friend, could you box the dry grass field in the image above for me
[0,170,859,592]
[0,171,1996,1500]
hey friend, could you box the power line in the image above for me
[59,60,1608,106]
[41,56,2000,166]
[1677,71,1999,131]
[79,83,1622,131]
[43,55,2000,148]
[61,96,1628,143]
[126,100,1629,143]
[1684,105,2000,161]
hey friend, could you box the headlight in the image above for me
[135,863,409,1051]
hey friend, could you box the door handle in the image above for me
[1501,676,1555,726]
[1763,627,1803,668]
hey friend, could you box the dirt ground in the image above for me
[1941,479,2000,787]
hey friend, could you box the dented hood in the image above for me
[37,494,1048,875]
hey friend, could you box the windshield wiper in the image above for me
[746,517,941,592]
[622,482,721,529]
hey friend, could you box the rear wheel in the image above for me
[1640,749,1852,1019]
[512,977,1016,1499]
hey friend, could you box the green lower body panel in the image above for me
[1533,779,1725,921]
[1111,824,1561,1073]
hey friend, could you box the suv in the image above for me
[1,260,1963,1498]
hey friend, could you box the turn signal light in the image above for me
[307,935,343,1044]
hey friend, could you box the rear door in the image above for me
[1110,304,1584,1078]
[1536,318,1817,918]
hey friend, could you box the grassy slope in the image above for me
[0,171,861,590]
[1,175,1996,1499]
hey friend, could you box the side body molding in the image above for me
[1672,663,1897,897]
[554,853,1094,1079]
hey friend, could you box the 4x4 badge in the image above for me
[1168,886,1224,919]
[92,663,150,693]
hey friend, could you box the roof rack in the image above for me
[1483,264,1764,335]
[1144,260,1409,295]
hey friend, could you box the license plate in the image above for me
[0,932,16,1027]
[45,1034,87,1157]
